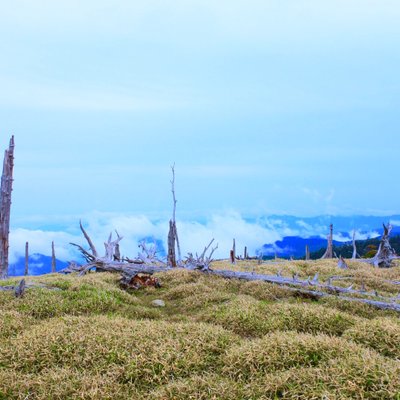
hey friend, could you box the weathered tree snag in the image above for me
[352,230,358,259]
[167,220,177,268]
[338,256,348,269]
[321,224,334,259]
[230,239,236,264]
[24,242,29,276]
[0,136,15,279]
[305,245,310,261]
[244,246,248,260]
[14,278,25,298]
[168,164,181,266]
[372,223,396,268]
[51,241,56,273]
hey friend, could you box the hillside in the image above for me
[310,235,400,259]
[1,259,400,399]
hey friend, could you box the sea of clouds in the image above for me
[9,210,385,264]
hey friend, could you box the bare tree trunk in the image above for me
[321,224,334,259]
[305,245,310,261]
[0,136,15,279]
[244,246,248,260]
[24,242,29,276]
[167,220,177,268]
[51,241,56,273]
[352,230,357,259]
[230,239,236,264]
[170,164,181,263]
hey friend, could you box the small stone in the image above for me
[151,299,165,307]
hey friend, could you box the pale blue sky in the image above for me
[1,0,400,235]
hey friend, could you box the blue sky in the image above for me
[1,1,400,260]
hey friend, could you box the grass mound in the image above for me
[207,295,357,337]
[344,317,400,359]
[1,316,237,392]
[0,273,159,320]
[223,331,400,399]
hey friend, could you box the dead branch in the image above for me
[79,220,98,257]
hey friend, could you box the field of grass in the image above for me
[0,259,399,399]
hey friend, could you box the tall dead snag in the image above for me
[24,242,29,276]
[167,220,177,268]
[305,245,310,261]
[167,164,181,267]
[230,239,236,264]
[372,223,396,268]
[321,224,334,259]
[244,246,248,260]
[352,230,358,259]
[0,136,15,279]
[51,241,56,273]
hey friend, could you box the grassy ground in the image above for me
[0,260,399,399]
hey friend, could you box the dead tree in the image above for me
[0,136,15,278]
[51,241,56,273]
[230,239,236,264]
[244,246,248,260]
[24,242,29,276]
[352,230,358,259]
[338,256,348,269]
[305,245,310,261]
[321,224,334,259]
[167,164,181,267]
[372,223,396,268]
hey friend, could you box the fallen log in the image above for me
[60,261,400,312]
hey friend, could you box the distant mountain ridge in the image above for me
[9,254,69,276]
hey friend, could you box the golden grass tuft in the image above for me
[1,316,238,388]
[344,317,400,359]
[206,295,357,337]
[223,331,400,399]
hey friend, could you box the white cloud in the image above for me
[9,210,283,263]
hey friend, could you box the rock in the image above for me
[151,299,165,307]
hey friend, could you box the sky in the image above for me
[1,0,400,261]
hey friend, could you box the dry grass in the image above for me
[0,261,399,399]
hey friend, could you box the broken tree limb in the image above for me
[0,136,15,278]
[79,220,98,257]
[63,259,400,313]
